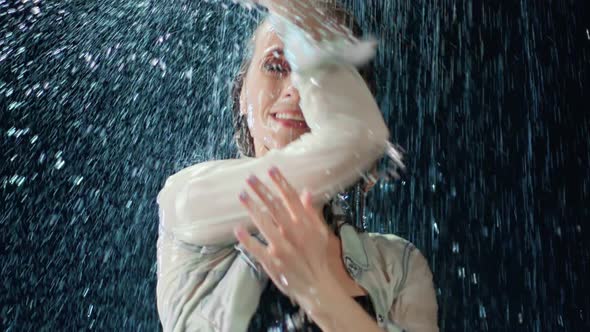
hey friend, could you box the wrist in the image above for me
[268,11,376,72]
[298,279,350,329]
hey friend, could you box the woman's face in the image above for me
[240,20,311,157]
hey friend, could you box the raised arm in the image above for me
[157,4,393,246]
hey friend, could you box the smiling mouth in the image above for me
[270,111,309,129]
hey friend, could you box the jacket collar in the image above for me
[339,223,371,275]
[329,198,371,272]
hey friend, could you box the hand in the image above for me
[234,166,343,314]
[238,0,352,41]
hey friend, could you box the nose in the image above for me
[281,80,300,104]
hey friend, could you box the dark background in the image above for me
[1,0,589,330]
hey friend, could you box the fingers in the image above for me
[233,225,269,266]
[238,190,283,246]
[238,168,326,264]
[300,190,314,213]
[234,167,331,301]
[246,175,291,223]
[301,190,329,238]
[235,224,293,295]
[235,192,295,279]
[268,166,308,224]
[245,174,300,242]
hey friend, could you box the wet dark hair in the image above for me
[230,5,377,232]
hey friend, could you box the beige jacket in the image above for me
[156,13,438,332]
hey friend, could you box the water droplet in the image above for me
[479,304,486,318]
[87,304,94,318]
[55,159,65,170]
[74,176,84,186]
[452,242,459,254]
[457,266,465,279]
[280,274,289,287]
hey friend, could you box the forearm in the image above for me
[158,64,387,246]
[261,0,349,41]
[306,284,383,332]
[157,7,389,247]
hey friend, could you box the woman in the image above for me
[156,1,438,331]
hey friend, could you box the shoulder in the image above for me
[366,232,417,262]
[364,232,438,330]
[365,232,433,287]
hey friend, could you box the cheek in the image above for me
[245,96,308,148]
[246,84,279,132]
[244,75,306,149]
[246,104,255,128]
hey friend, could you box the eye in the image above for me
[263,60,290,75]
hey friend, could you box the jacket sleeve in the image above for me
[156,223,236,332]
[388,248,439,332]
[156,14,393,247]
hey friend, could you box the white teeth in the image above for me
[274,113,305,121]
